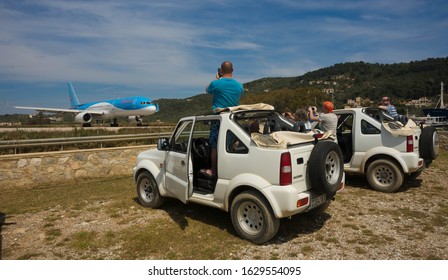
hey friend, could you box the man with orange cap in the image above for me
[308,101,338,138]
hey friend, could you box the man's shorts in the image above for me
[209,121,220,149]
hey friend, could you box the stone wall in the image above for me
[0,145,154,190]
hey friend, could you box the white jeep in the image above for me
[133,105,344,244]
[334,107,439,192]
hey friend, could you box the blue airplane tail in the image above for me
[68,82,80,108]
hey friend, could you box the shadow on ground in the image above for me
[134,196,332,244]
[345,174,423,193]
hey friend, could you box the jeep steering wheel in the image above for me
[193,138,211,159]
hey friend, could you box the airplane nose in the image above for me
[147,105,156,113]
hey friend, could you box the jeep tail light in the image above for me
[280,152,292,186]
[406,135,414,152]
[297,197,309,208]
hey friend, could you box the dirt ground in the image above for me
[1,156,447,260]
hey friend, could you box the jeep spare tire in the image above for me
[307,141,343,198]
[419,126,439,166]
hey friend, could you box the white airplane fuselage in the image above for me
[14,82,159,126]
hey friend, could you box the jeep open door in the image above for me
[164,118,194,203]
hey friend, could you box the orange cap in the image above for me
[323,101,334,112]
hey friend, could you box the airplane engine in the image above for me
[75,112,92,123]
[126,116,142,123]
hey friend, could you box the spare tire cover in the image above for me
[307,141,344,198]
[419,126,439,161]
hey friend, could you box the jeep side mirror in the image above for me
[157,138,170,150]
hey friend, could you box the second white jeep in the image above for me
[334,107,439,192]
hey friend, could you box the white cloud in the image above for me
[0,0,266,88]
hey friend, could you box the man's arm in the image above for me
[205,81,213,93]
[206,73,221,93]
[308,107,319,121]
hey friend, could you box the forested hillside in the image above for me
[245,57,448,104]
[148,57,448,122]
[145,93,214,123]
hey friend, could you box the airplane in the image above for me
[13,82,159,127]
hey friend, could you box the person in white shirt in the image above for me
[308,101,338,138]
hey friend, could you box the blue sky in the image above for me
[1,0,447,114]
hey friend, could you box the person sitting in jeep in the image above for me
[378,96,398,118]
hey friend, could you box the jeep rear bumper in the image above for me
[399,153,424,173]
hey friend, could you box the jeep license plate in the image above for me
[309,194,326,209]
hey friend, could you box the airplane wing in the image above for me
[14,106,105,115]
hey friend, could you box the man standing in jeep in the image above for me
[203,61,244,178]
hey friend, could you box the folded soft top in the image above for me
[214,103,275,113]
[251,130,335,149]
[382,119,421,137]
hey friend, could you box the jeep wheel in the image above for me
[136,171,164,208]
[308,141,344,198]
[419,126,439,167]
[230,191,279,244]
[366,159,403,193]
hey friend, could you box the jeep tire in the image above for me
[419,126,439,167]
[366,159,403,193]
[136,171,165,208]
[230,190,279,244]
[307,141,344,198]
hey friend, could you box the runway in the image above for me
[0,125,174,133]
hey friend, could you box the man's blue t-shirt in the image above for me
[207,78,243,111]
[386,105,398,117]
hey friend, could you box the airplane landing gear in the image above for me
[110,118,119,127]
